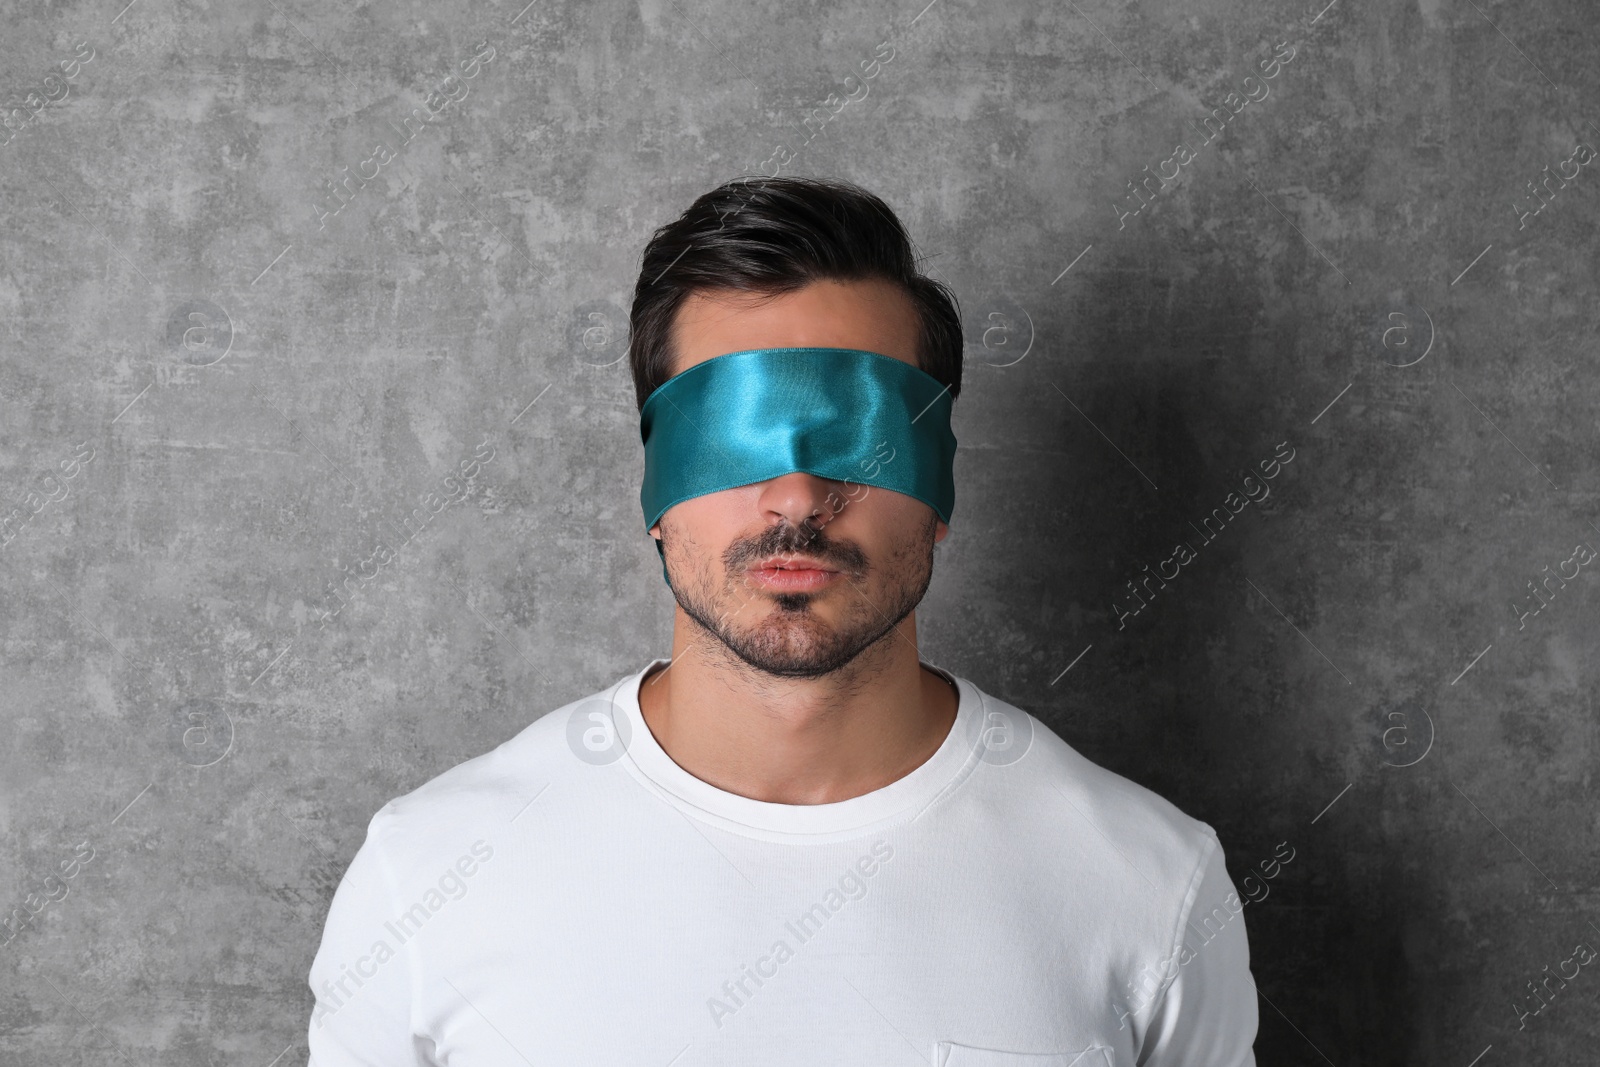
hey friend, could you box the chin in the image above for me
[730,646,863,679]
[725,618,879,678]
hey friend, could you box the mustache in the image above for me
[724,522,867,574]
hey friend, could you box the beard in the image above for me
[661,511,938,679]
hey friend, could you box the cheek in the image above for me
[664,492,756,569]
[849,493,936,567]
[699,488,762,541]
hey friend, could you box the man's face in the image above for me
[649,277,950,679]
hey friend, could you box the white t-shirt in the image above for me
[307,659,1258,1066]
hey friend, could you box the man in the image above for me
[306,177,1259,1066]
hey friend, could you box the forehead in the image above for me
[668,277,921,376]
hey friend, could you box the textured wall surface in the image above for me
[2,0,1597,1062]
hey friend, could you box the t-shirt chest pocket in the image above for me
[935,1041,1116,1067]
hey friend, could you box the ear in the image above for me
[649,523,662,542]
[934,518,949,544]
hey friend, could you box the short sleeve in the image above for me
[306,808,428,1067]
[1136,834,1259,1067]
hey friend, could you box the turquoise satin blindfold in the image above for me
[639,347,957,582]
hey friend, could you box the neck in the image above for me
[637,607,959,805]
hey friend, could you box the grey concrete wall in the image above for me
[2,0,1596,1061]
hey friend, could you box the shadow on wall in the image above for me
[957,249,1415,1067]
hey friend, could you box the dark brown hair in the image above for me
[627,176,963,410]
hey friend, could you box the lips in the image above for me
[751,555,836,573]
[747,555,841,592]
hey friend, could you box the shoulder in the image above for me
[963,678,1221,893]
[360,677,634,871]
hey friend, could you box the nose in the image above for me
[757,471,839,534]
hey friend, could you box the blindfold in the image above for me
[639,347,957,586]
